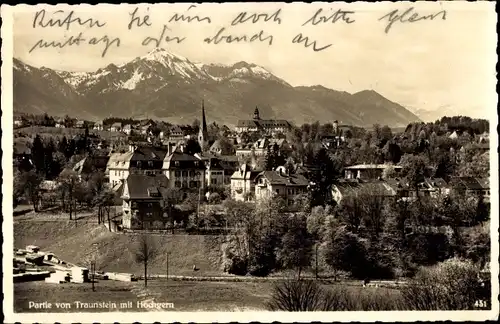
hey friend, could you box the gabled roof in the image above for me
[168,125,183,134]
[236,120,259,128]
[73,155,110,174]
[452,177,488,190]
[131,146,169,161]
[255,170,309,187]
[231,164,261,180]
[124,174,169,199]
[333,179,396,196]
[236,119,291,129]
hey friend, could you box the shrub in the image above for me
[266,279,325,311]
[267,280,405,311]
[401,258,484,310]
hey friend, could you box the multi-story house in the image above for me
[203,155,239,187]
[162,150,206,190]
[230,163,261,201]
[450,177,490,201]
[168,125,184,142]
[123,124,133,135]
[110,122,122,132]
[121,174,170,229]
[93,121,104,131]
[106,145,169,187]
[254,167,310,206]
[235,107,292,134]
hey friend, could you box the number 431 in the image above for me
[474,300,488,308]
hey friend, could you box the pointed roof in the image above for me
[201,100,208,134]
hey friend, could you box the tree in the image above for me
[191,119,200,134]
[336,193,364,234]
[323,225,368,279]
[434,153,455,181]
[383,142,402,164]
[32,135,45,174]
[134,234,159,287]
[401,259,483,310]
[400,154,429,196]
[19,170,43,212]
[57,169,80,220]
[185,138,201,155]
[276,213,313,279]
[309,147,341,207]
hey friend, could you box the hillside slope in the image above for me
[14,220,225,277]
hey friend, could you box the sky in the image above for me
[10,2,498,119]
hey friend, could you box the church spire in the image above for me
[198,100,208,149]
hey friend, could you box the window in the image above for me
[175,171,181,177]
[190,171,195,177]
[212,179,217,185]
[148,203,152,208]
[288,200,293,206]
[175,181,181,188]
[288,188,292,195]
[182,181,188,188]
[148,161,153,167]
[137,161,142,168]
[182,171,188,177]
[276,189,280,194]
[175,161,180,167]
[194,161,199,166]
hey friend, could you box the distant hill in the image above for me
[13,48,421,127]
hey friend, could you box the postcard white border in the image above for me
[2,2,499,323]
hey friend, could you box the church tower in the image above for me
[198,100,208,149]
[253,106,260,120]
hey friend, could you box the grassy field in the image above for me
[14,280,272,312]
[14,279,402,312]
[14,217,225,277]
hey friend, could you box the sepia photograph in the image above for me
[1,2,498,323]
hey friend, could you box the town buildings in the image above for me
[106,145,170,188]
[230,163,261,201]
[121,174,170,229]
[235,107,292,134]
[162,150,206,189]
[201,155,239,187]
[110,122,122,132]
[235,137,291,158]
[254,166,310,206]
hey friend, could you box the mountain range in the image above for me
[13,48,421,127]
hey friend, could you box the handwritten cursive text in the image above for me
[302,8,356,26]
[169,5,212,24]
[128,7,152,29]
[32,10,106,30]
[231,9,282,26]
[379,7,447,33]
[292,33,332,52]
[204,28,273,46]
[29,33,120,57]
